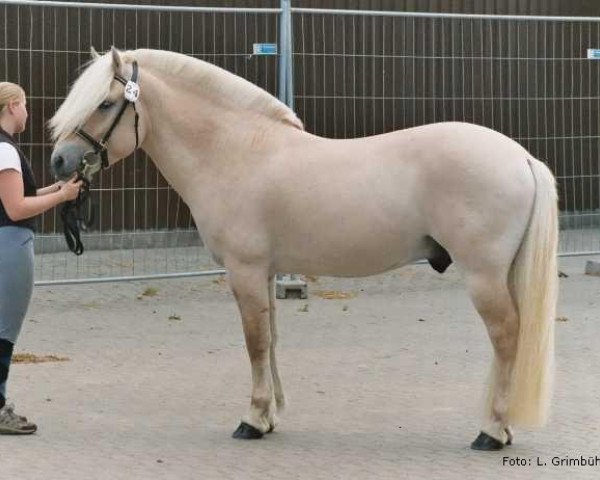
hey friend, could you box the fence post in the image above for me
[284,0,294,110]
[276,0,307,300]
[278,0,289,106]
[278,0,295,110]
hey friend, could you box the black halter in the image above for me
[61,61,140,255]
[75,60,140,170]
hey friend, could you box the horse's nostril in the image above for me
[53,155,64,169]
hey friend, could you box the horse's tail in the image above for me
[506,157,558,427]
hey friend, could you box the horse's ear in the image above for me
[90,46,100,60]
[110,46,122,72]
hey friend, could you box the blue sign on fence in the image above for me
[587,49,600,59]
[253,43,278,56]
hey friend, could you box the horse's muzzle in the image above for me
[50,142,86,180]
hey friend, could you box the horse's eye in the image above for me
[98,100,113,111]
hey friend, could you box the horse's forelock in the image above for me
[49,52,117,142]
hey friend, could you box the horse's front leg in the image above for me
[229,263,275,439]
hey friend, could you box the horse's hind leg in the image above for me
[229,264,277,439]
[268,276,286,416]
[467,270,518,451]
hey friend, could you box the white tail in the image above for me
[506,158,559,427]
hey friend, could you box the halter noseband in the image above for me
[75,60,140,172]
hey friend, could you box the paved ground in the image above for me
[3,256,600,479]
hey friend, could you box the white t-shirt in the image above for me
[0,142,21,174]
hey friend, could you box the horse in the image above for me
[49,47,558,451]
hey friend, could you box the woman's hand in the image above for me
[59,176,84,202]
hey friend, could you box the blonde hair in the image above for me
[0,82,26,114]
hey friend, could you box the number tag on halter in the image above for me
[124,81,140,102]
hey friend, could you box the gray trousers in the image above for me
[0,226,34,343]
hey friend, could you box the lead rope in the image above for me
[60,176,95,256]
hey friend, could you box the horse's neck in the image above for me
[138,69,305,238]
[140,72,278,196]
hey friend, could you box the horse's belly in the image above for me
[276,252,417,277]
[268,166,427,276]
[273,224,427,277]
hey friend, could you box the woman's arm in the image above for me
[0,170,82,221]
[36,182,63,196]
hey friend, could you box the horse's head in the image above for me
[49,47,149,181]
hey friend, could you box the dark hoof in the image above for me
[266,425,275,434]
[471,431,505,451]
[232,422,264,440]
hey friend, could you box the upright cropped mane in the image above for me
[49,48,303,142]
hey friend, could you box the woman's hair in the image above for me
[0,82,25,113]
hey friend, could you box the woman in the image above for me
[0,82,82,434]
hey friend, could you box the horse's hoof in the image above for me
[232,422,264,440]
[266,425,275,433]
[471,431,505,451]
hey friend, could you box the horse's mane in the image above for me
[49,48,304,142]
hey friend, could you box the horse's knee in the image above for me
[245,334,271,362]
[238,305,272,357]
